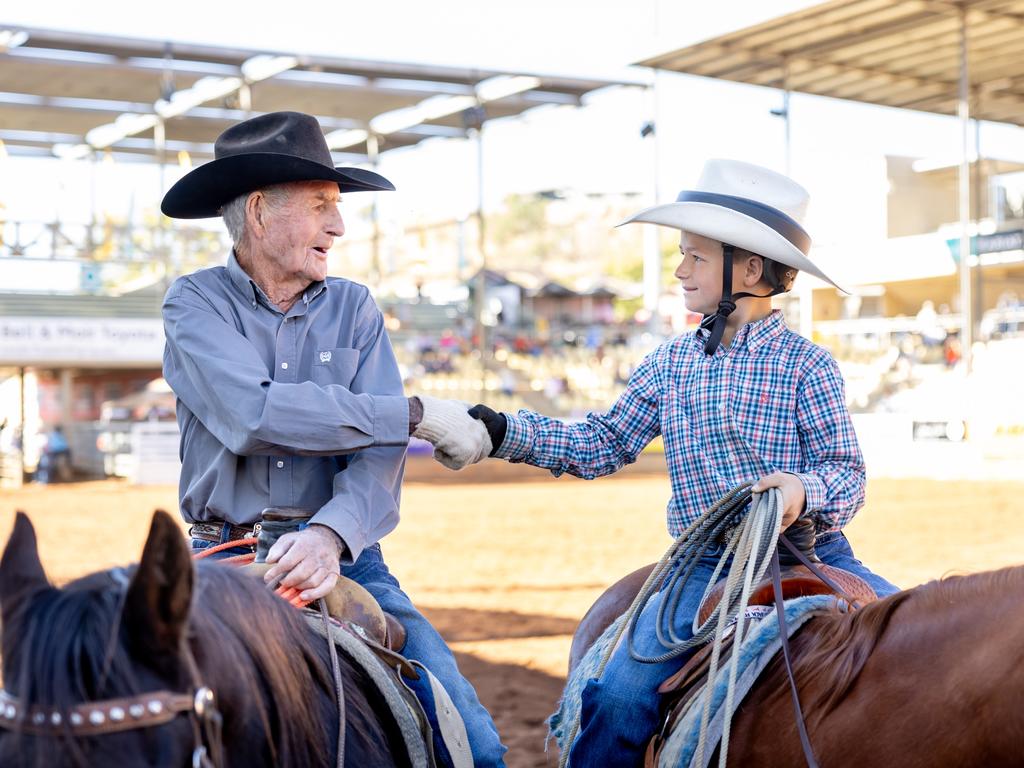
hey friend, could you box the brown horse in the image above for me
[570,563,1024,766]
[0,511,411,768]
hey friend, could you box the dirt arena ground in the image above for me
[3,460,1024,767]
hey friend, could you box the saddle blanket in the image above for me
[548,595,839,767]
[659,595,837,768]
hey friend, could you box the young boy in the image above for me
[459,159,899,767]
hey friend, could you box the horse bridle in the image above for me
[0,685,222,768]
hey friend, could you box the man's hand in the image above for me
[752,472,806,531]
[412,395,492,470]
[263,524,345,602]
[467,404,507,455]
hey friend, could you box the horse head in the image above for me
[0,511,201,767]
[0,511,407,768]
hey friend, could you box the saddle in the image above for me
[252,507,408,652]
[246,508,472,767]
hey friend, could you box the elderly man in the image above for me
[160,111,503,766]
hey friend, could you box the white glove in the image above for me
[412,396,492,470]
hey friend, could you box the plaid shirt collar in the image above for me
[695,309,786,355]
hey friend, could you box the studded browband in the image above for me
[0,687,202,736]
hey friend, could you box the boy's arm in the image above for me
[476,351,663,480]
[792,357,866,529]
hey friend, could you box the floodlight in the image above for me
[155,76,243,119]
[475,75,541,103]
[370,94,479,135]
[86,112,160,149]
[0,30,28,51]
[417,94,478,121]
[53,143,92,160]
[325,129,368,150]
[241,54,298,83]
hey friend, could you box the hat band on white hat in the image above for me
[676,191,811,256]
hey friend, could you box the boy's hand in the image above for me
[752,472,805,531]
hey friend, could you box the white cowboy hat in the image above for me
[620,159,843,291]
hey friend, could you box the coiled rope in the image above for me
[557,483,784,768]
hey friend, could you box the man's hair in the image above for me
[220,184,293,244]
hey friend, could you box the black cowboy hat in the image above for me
[161,111,395,219]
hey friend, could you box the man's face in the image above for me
[674,231,725,316]
[259,180,344,284]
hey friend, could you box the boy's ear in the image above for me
[742,253,767,287]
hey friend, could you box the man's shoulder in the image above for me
[324,275,372,301]
[164,265,229,304]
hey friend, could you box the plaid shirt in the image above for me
[494,310,864,535]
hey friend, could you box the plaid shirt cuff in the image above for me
[493,413,532,460]
[794,472,827,515]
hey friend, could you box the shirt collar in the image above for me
[227,250,327,311]
[694,309,786,354]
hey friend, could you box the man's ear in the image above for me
[245,191,266,238]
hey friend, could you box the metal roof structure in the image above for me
[637,0,1024,127]
[0,26,639,163]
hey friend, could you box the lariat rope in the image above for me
[557,483,784,768]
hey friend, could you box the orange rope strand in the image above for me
[191,537,259,560]
[190,535,312,609]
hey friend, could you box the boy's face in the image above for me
[674,231,726,316]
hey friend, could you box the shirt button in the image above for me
[281,362,288,370]
[276,460,284,468]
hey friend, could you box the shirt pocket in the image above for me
[311,347,360,390]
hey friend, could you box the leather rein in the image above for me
[770,531,867,768]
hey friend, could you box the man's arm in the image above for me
[310,292,407,564]
[470,350,664,479]
[162,278,410,456]
[263,291,408,598]
[788,357,866,530]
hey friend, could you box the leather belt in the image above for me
[188,520,261,545]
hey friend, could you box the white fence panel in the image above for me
[129,422,181,485]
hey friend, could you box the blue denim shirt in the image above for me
[162,252,410,562]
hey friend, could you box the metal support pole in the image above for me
[777,60,813,341]
[238,83,252,113]
[474,124,488,361]
[957,5,974,373]
[18,366,26,479]
[155,120,166,198]
[641,75,662,334]
[59,369,73,427]
[972,116,983,337]
[367,133,382,286]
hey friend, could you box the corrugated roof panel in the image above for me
[636,0,1024,127]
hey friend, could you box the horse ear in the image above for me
[0,512,51,624]
[124,510,194,659]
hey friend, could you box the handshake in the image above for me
[410,396,506,470]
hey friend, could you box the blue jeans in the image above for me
[191,537,507,767]
[567,531,898,768]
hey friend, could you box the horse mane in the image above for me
[3,560,400,768]
[793,566,1024,727]
[789,589,911,726]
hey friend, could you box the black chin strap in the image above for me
[701,243,786,356]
